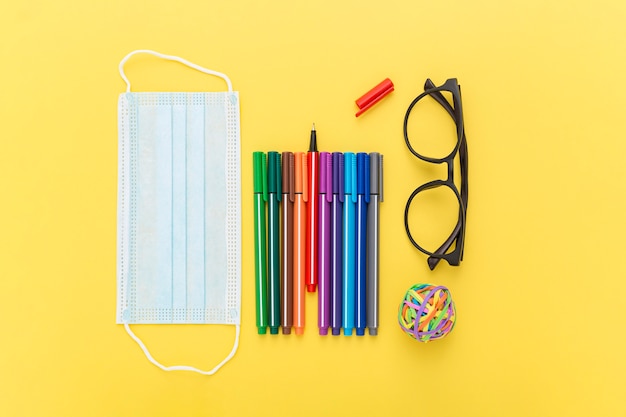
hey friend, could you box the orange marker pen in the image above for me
[293,152,308,335]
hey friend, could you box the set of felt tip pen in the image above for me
[253,126,383,336]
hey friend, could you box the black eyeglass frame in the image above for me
[403,78,468,270]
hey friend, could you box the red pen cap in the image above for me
[355,78,394,117]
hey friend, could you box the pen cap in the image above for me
[357,152,370,203]
[267,151,282,199]
[332,152,344,202]
[369,152,383,201]
[355,78,394,117]
[282,152,295,202]
[319,152,333,202]
[294,152,308,201]
[344,152,357,203]
[253,152,267,200]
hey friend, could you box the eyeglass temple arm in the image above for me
[429,77,468,218]
[423,79,468,270]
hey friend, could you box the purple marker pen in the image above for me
[330,152,344,336]
[318,152,332,335]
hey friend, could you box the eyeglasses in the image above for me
[403,78,468,270]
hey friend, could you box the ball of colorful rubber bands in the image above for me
[398,284,456,342]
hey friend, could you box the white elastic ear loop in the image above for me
[119,49,233,93]
[123,322,240,375]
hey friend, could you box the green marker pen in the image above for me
[253,152,268,335]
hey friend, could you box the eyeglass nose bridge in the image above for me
[445,157,455,184]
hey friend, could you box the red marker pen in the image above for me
[306,124,319,292]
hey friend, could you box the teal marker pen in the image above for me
[267,152,282,335]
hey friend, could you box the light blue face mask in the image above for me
[116,50,241,374]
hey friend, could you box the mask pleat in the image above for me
[185,94,207,321]
[171,93,188,321]
[135,97,174,321]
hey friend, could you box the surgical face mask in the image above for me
[116,50,241,374]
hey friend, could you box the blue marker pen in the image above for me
[342,152,357,336]
[355,153,370,336]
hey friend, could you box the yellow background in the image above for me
[1,0,625,415]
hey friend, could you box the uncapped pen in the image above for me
[367,153,383,336]
[267,151,282,335]
[342,152,357,336]
[318,152,332,335]
[355,153,370,336]
[253,152,268,335]
[306,124,319,293]
[330,152,344,336]
[281,152,295,335]
[293,152,308,335]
